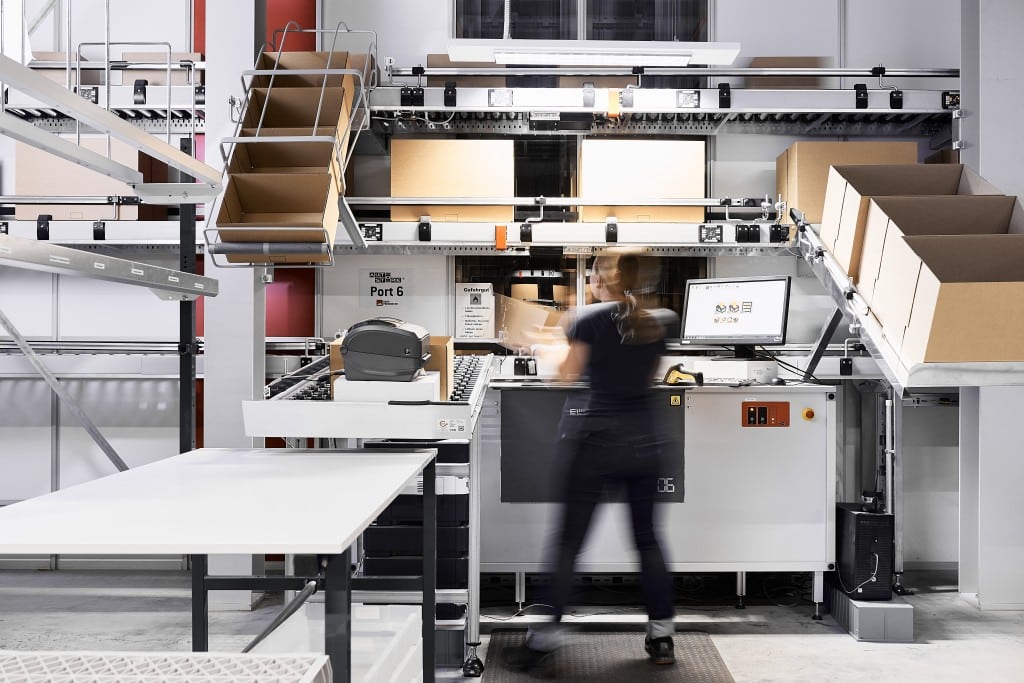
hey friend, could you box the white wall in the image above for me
[325,1,450,75]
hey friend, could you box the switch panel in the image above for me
[741,401,790,427]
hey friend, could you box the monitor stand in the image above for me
[731,344,756,359]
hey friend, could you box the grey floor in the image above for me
[0,569,1022,682]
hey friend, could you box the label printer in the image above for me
[341,318,431,381]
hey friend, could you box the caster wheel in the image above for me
[462,656,484,677]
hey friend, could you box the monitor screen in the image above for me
[680,276,791,348]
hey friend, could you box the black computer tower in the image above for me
[836,503,894,601]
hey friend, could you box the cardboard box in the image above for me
[229,132,344,192]
[859,195,1022,305]
[777,141,918,226]
[241,86,347,133]
[745,56,830,89]
[330,333,454,400]
[30,52,103,85]
[579,139,705,222]
[819,164,1001,279]
[426,53,506,88]
[510,283,539,301]
[119,51,202,85]
[873,235,1024,365]
[426,336,455,401]
[925,148,960,164]
[215,172,339,264]
[495,294,564,351]
[390,139,515,222]
[253,51,350,88]
[15,137,141,220]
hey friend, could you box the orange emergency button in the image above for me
[802,408,816,421]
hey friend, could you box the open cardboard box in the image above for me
[390,139,515,222]
[776,141,917,225]
[253,51,351,88]
[329,333,454,400]
[241,87,347,134]
[215,172,339,264]
[14,136,166,221]
[819,164,1001,279]
[229,130,344,192]
[579,138,705,223]
[859,195,1023,305]
[872,234,1024,365]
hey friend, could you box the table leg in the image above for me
[422,460,436,683]
[191,554,208,652]
[324,549,352,679]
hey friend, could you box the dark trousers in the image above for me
[543,430,675,624]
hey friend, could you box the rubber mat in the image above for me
[483,630,736,682]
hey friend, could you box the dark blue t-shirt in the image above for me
[567,302,665,418]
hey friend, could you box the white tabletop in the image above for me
[0,448,434,555]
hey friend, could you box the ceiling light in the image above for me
[448,39,740,68]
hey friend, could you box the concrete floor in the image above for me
[0,569,1021,682]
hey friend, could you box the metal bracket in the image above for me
[444,81,457,107]
[194,85,206,106]
[519,223,533,243]
[889,89,904,109]
[417,217,432,242]
[605,217,618,243]
[36,214,51,240]
[133,79,148,105]
[92,220,106,241]
[718,83,731,108]
[804,306,846,382]
[582,82,595,108]
[854,83,869,109]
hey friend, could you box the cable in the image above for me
[836,552,880,595]
[755,346,824,384]
[481,603,556,622]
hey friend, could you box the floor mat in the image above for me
[482,630,736,682]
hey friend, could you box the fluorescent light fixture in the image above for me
[448,39,740,67]
[339,196,368,249]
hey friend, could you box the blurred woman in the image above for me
[507,250,677,673]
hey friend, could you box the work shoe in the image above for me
[645,635,675,665]
[503,643,557,678]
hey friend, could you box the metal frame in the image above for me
[190,459,437,683]
[0,53,220,202]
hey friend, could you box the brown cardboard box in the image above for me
[579,139,705,222]
[510,283,539,301]
[390,139,515,222]
[819,164,1001,279]
[252,51,350,88]
[873,235,1024,365]
[15,137,140,220]
[425,336,455,401]
[776,141,918,226]
[241,87,347,133]
[426,54,506,88]
[30,52,103,86]
[119,52,202,85]
[495,294,564,351]
[859,196,1022,305]
[215,172,339,263]
[229,131,344,193]
[924,148,960,164]
[329,333,454,400]
[745,56,830,89]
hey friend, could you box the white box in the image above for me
[333,371,440,403]
[693,359,779,385]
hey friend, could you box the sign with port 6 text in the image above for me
[360,269,413,309]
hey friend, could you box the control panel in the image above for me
[741,401,791,427]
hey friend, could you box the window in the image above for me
[455,0,706,42]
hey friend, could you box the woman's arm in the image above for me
[559,340,590,383]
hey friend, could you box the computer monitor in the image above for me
[680,275,791,358]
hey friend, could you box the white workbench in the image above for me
[0,447,438,683]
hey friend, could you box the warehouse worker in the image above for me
[506,249,677,674]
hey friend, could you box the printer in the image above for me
[341,318,431,382]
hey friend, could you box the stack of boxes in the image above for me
[215,51,371,264]
[780,147,1024,368]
